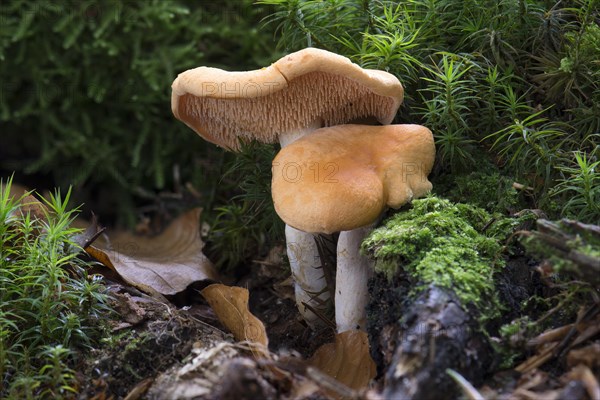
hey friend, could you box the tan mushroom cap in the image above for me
[171,48,404,150]
[271,124,435,234]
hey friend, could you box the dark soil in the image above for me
[78,284,228,399]
[77,255,334,399]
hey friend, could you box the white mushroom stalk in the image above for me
[336,226,374,332]
[279,119,330,326]
[285,225,329,326]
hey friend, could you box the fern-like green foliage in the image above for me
[418,53,478,171]
[0,0,278,224]
[551,151,600,221]
[0,177,110,398]
[260,0,600,222]
[203,141,284,271]
[3,0,599,274]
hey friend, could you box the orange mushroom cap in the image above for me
[271,124,435,234]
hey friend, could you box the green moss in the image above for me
[495,316,536,369]
[0,178,111,397]
[435,168,524,214]
[362,196,504,316]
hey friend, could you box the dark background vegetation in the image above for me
[0,0,279,224]
[2,0,598,271]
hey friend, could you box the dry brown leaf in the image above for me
[88,208,217,296]
[309,330,376,392]
[86,246,118,273]
[1,183,49,240]
[201,283,269,350]
[0,181,46,221]
[123,377,154,400]
[1,182,28,200]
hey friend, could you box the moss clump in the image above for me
[362,196,504,316]
[452,172,522,213]
[496,316,536,369]
[432,155,525,215]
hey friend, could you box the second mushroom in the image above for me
[272,124,435,332]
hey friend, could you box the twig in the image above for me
[446,369,484,400]
[515,342,559,373]
[527,324,573,347]
[554,304,599,359]
[301,301,336,330]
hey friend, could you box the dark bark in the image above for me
[529,219,600,286]
[210,358,278,400]
[368,277,493,400]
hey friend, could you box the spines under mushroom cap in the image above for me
[171,48,404,150]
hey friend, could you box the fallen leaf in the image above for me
[88,208,218,296]
[1,181,28,200]
[0,181,46,221]
[201,283,268,350]
[72,214,105,249]
[309,330,376,392]
[1,183,49,240]
[85,246,117,273]
[123,377,154,400]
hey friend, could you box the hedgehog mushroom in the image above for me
[272,124,435,332]
[171,48,403,326]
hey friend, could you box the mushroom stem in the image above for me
[285,225,331,326]
[335,226,373,333]
[280,120,329,326]
[278,120,322,148]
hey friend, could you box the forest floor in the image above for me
[76,207,599,400]
[3,181,599,400]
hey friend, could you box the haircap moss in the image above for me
[361,196,505,320]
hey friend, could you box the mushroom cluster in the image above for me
[171,48,435,333]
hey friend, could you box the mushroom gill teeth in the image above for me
[182,72,396,149]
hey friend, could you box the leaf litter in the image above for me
[62,192,376,398]
[5,181,600,399]
[87,208,218,297]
